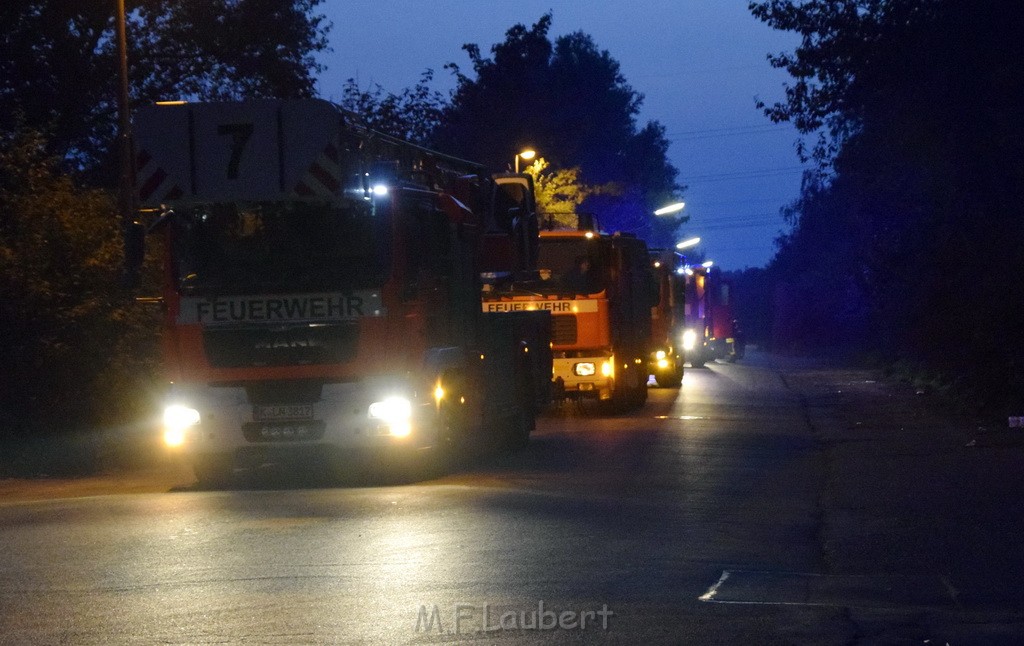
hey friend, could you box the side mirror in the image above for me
[120,221,146,289]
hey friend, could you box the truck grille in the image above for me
[203,323,359,368]
[551,314,578,345]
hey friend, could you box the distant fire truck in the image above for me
[648,249,686,387]
[124,99,551,483]
[682,265,742,367]
[482,223,657,411]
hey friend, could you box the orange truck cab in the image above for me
[482,226,656,411]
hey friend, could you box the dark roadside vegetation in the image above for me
[2,1,1022,478]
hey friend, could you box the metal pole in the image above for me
[115,0,135,233]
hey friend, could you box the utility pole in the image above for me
[115,0,135,236]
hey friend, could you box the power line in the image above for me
[683,166,806,183]
[697,196,796,207]
[668,125,789,142]
[697,215,782,226]
[698,221,790,232]
[670,123,783,136]
[680,212,792,233]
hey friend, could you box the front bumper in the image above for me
[161,378,440,457]
[552,355,614,400]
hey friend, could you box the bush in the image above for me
[0,128,161,456]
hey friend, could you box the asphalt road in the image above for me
[2,350,1022,644]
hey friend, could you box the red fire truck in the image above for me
[648,249,686,387]
[124,99,550,483]
[682,265,742,367]
[482,223,656,411]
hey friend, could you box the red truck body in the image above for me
[131,99,550,482]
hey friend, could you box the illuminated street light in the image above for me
[701,260,714,268]
[515,148,536,173]
[654,201,685,216]
[675,237,701,250]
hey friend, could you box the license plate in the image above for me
[243,420,325,442]
[254,404,314,420]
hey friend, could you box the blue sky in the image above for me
[314,2,806,270]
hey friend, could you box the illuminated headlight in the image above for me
[368,396,413,437]
[574,362,596,377]
[655,350,667,360]
[601,360,614,378]
[682,329,698,351]
[372,183,389,197]
[163,404,200,447]
[657,359,669,369]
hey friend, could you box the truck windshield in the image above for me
[532,237,605,295]
[171,201,389,294]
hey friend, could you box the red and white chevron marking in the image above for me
[136,149,184,204]
[293,141,343,198]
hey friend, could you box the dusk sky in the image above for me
[314,2,806,271]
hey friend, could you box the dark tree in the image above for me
[0,128,160,441]
[432,14,683,244]
[336,71,447,145]
[0,0,330,183]
[752,0,1024,411]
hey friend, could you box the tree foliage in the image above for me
[1,0,330,182]
[523,158,617,230]
[336,71,447,145]
[0,128,161,438]
[432,14,683,244]
[752,0,1024,411]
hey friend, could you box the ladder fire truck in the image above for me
[124,98,550,483]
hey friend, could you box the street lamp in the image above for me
[515,148,536,173]
[654,201,685,216]
[675,237,701,250]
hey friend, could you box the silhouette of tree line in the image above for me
[747,0,1024,413]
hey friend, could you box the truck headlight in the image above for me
[574,362,596,377]
[655,350,667,360]
[368,396,413,437]
[682,329,698,351]
[163,404,200,447]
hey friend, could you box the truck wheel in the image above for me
[630,380,649,408]
[502,409,531,451]
[605,368,647,412]
[655,366,683,388]
[191,455,235,489]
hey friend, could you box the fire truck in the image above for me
[648,249,686,387]
[482,223,656,411]
[124,99,551,483]
[682,265,742,367]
